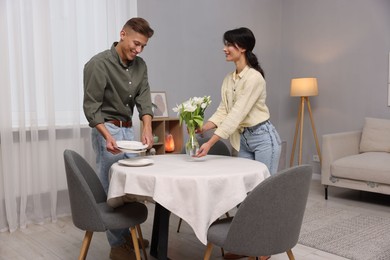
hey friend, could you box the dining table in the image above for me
[107,154,270,260]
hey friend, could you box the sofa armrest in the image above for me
[321,131,362,184]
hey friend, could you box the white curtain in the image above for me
[0,0,137,232]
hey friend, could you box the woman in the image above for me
[196,27,281,174]
[196,25,280,260]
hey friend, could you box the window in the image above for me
[3,0,137,127]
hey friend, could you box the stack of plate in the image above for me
[116,141,148,154]
[116,141,154,167]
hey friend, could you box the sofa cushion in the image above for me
[359,117,390,153]
[331,152,390,185]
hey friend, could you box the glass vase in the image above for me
[185,129,199,157]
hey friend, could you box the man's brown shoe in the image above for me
[109,243,136,260]
[223,252,247,259]
[124,235,150,249]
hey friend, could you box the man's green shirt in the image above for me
[83,42,153,127]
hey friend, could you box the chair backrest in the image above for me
[63,149,107,231]
[181,136,231,156]
[223,165,313,256]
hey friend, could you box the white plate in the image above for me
[118,158,154,167]
[117,141,148,150]
[119,148,147,154]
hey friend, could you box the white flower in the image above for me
[183,101,197,112]
[192,97,203,106]
[172,105,180,113]
[172,95,212,129]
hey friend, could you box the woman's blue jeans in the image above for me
[91,123,135,247]
[239,121,282,175]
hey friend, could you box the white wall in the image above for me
[138,0,390,173]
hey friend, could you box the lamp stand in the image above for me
[289,96,322,166]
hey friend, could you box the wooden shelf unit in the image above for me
[142,117,183,155]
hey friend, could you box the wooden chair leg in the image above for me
[177,218,183,232]
[203,243,214,260]
[130,227,142,260]
[136,224,148,260]
[79,231,93,260]
[286,249,295,260]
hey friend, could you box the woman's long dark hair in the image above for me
[223,27,265,78]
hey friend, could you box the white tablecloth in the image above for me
[107,154,270,244]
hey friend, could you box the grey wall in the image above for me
[138,0,390,172]
[279,0,390,171]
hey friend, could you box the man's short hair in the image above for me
[124,17,154,38]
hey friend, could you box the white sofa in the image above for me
[321,117,390,199]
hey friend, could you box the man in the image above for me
[83,17,154,260]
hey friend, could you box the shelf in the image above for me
[141,117,183,155]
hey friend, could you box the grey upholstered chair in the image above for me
[177,137,232,233]
[63,149,148,260]
[203,165,313,260]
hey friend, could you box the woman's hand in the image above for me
[195,142,212,158]
[195,134,221,158]
[197,121,217,134]
[195,126,203,134]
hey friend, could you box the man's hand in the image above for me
[106,136,122,154]
[95,123,122,154]
[141,115,154,148]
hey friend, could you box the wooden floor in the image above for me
[1,177,389,260]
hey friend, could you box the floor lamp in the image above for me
[289,78,322,166]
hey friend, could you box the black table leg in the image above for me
[150,203,171,260]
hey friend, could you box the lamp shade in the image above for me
[290,78,318,97]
